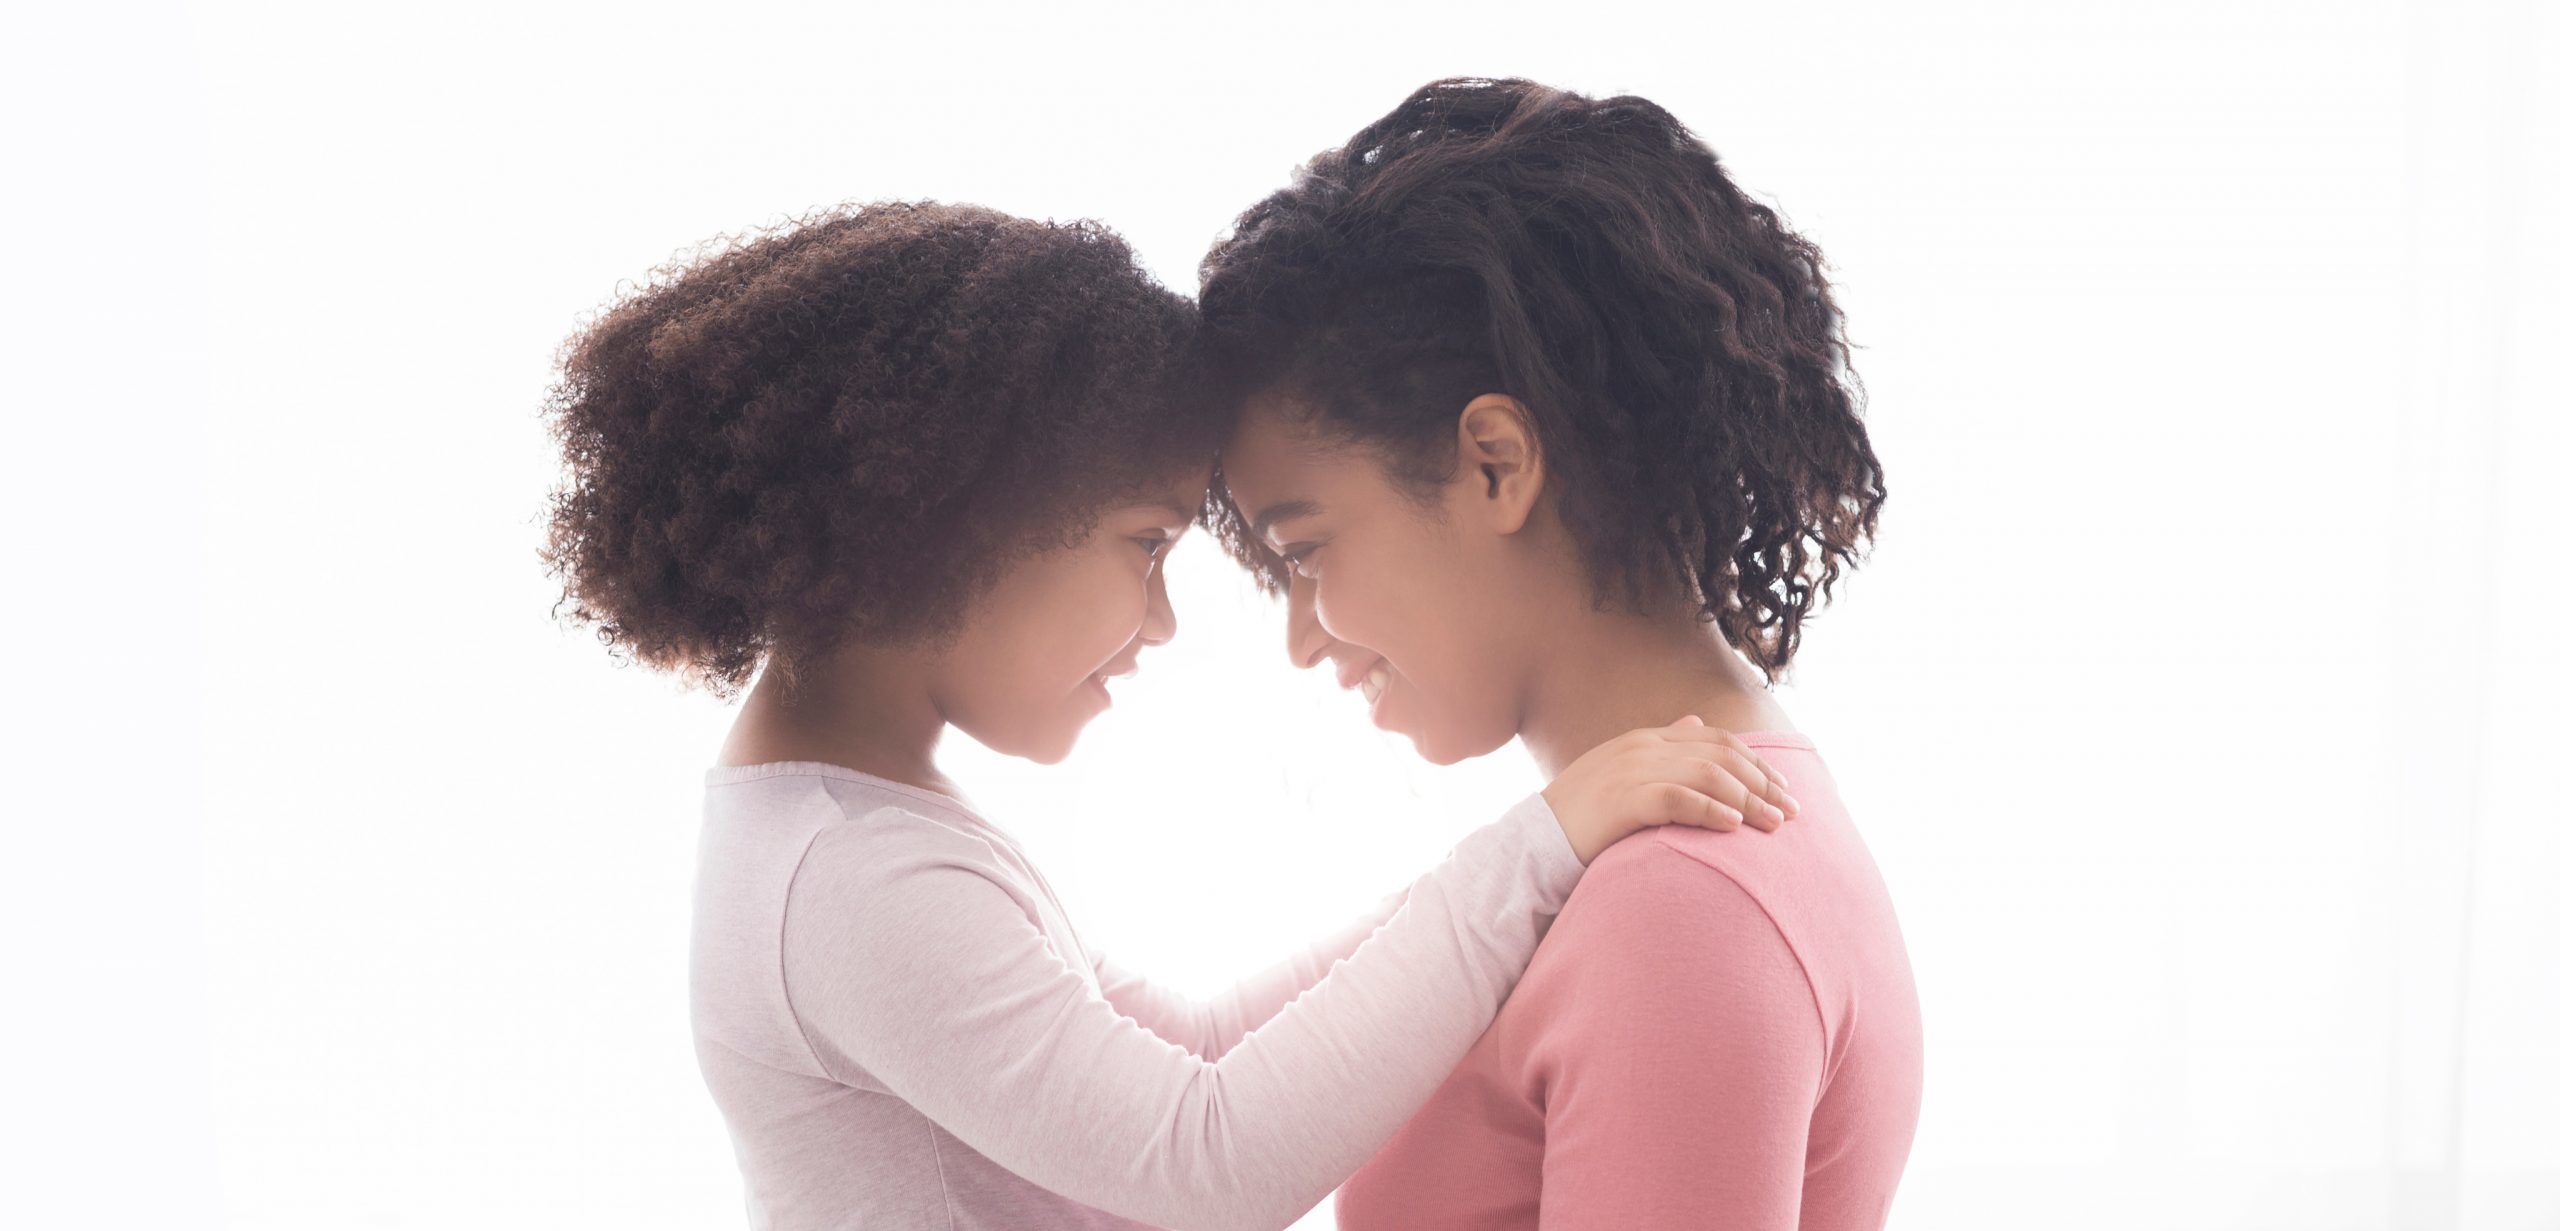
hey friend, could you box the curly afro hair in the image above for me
[1196,77,1886,685]
[541,201,1215,696]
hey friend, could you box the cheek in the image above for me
[1353,540,1519,740]
[959,557,1141,691]
[1027,563,1150,679]
[1324,533,1471,660]
[938,558,1149,760]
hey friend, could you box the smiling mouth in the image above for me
[1090,660,1138,697]
[1358,662,1389,707]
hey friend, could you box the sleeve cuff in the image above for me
[1504,788,1586,904]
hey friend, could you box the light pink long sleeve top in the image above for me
[687,761,1582,1231]
[1334,730,1925,1229]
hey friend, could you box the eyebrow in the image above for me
[1248,498,1323,544]
[1134,498,1202,525]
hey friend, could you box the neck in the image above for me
[1515,603,1793,781]
[717,645,960,797]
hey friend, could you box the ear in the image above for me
[1453,394,1543,536]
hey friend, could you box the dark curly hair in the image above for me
[1197,77,1886,684]
[541,201,1215,696]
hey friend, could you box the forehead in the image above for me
[1111,458,1214,519]
[1217,390,1336,504]
[1155,459,1215,506]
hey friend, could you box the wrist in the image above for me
[1538,785,1602,866]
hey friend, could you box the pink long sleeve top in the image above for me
[686,761,1582,1231]
[1335,730,1925,1229]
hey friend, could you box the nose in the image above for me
[1141,554,1177,647]
[1285,575,1328,670]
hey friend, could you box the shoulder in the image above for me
[779,800,1048,983]
[1546,829,1792,946]
[1527,830,1820,1023]
[777,792,1021,921]
[1570,827,1785,930]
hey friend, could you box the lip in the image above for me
[1087,652,1141,702]
[1334,658,1393,726]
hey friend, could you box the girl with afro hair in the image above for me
[1198,78,1923,1227]
[539,199,1798,1229]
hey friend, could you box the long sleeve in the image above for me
[1530,843,1827,1229]
[1090,886,1411,1060]
[780,791,1582,1231]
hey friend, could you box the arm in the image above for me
[1532,843,1827,1229]
[785,795,1578,1231]
[1090,886,1411,1060]
[1086,715,1793,1062]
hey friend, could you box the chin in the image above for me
[980,712,1088,766]
[1413,743,1467,767]
[1017,727,1084,766]
[1406,721,1507,768]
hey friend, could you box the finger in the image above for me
[1657,747,1791,830]
[1633,727,1799,817]
[1647,781,1742,832]
[1713,728,1791,790]
[1694,737,1799,816]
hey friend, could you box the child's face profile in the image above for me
[929,467,1209,764]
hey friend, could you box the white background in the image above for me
[6,1,2554,1227]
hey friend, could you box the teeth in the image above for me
[1359,665,1388,704]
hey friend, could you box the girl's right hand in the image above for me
[1541,716,1801,866]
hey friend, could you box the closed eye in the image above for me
[1277,543,1321,578]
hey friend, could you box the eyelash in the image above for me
[1277,544,1321,577]
[1137,537,1171,560]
